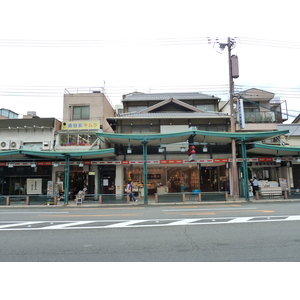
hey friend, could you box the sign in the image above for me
[238,99,245,129]
[27,178,42,195]
[62,120,100,130]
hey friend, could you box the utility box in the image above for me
[231,55,239,79]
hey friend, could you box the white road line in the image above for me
[162,207,257,212]
[0,221,42,229]
[168,219,200,226]
[105,220,147,227]
[227,217,253,223]
[2,215,300,231]
[285,215,300,221]
[0,211,69,214]
[43,221,94,229]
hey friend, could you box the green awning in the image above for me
[96,129,289,146]
[248,143,300,156]
[0,148,115,161]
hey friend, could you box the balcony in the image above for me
[244,111,278,123]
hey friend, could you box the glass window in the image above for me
[196,104,214,112]
[73,106,90,120]
[60,133,97,146]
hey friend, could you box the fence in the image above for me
[154,192,228,203]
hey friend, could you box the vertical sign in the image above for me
[238,99,245,129]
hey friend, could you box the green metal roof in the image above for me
[96,129,289,146]
[248,143,300,156]
[0,148,115,161]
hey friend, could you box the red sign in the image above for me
[160,160,183,164]
[214,159,228,163]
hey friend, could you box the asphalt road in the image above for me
[1,201,300,261]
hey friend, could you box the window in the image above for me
[73,106,90,120]
[196,104,214,112]
[60,133,97,146]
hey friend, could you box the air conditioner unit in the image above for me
[0,140,11,150]
[42,141,51,150]
[10,141,22,149]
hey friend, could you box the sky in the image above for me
[0,0,300,122]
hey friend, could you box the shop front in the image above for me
[0,164,52,195]
[123,161,228,196]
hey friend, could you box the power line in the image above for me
[1,37,300,49]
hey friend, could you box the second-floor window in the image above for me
[73,106,90,120]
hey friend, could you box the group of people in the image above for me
[127,181,138,202]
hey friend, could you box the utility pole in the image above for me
[217,37,239,200]
[227,37,239,200]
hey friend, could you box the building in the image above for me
[0,115,61,195]
[106,92,232,196]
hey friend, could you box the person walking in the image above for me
[127,181,138,202]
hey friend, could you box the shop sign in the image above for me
[160,160,183,164]
[258,158,273,162]
[62,120,100,130]
[214,159,228,163]
[37,162,52,166]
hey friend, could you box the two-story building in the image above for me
[0,110,61,195]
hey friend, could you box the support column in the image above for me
[64,154,70,205]
[241,140,249,201]
[142,140,148,204]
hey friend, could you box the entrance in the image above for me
[99,166,116,194]
[56,166,87,200]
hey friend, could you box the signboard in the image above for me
[238,99,245,129]
[27,178,42,195]
[62,120,100,130]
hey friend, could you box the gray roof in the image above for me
[278,124,300,136]
[109,111,229,120]
[122,92,220,102]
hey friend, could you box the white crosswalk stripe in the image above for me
[1,215,300,230]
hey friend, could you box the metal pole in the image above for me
[228,37,239,200]
[241,140,249,201]
[64,154,70,205]
[142,141,148,204]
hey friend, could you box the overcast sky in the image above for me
[0,0,299,122]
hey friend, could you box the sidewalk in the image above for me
[55,195,300,207]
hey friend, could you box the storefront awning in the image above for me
[96,129,289,146]
[247,143,300,156]
[0,148,115,161]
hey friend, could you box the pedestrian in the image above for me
[127,181,138,202]
[252,176,259,194]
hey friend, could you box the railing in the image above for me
[287,189,300,199]
[154,192,228,203]
[3,195,57,205]
[244,111,281,123]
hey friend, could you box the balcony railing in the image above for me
[244,111,282,123]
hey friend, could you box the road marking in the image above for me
[2,215,300,230]
[0,211,69,214]
[37,213,144,217]
[105,220,147,227]
[227,217,253,223]
[0,221,42,229]
[168,219,200,226]
[162,207,257,212]
[44,221,94,229]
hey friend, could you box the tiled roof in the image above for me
[278,124,300,136]
[122,92,219,101]
[110,111,228,119]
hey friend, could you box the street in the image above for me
[1,201,300,261]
